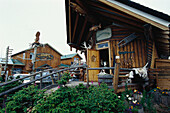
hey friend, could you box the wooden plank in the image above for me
[72,13,79,42]
[141,39,146,66]
[134,40,138,67]
[124,45,128,68]
[127,43,131,67]
[113,63,120,93]
[78,18,87,45]
[157,79,170,89]
[69,0,72,43]
[110,41,113,74]
[86,0,143,23]
[87,49,100,82]
[94,10,143,29]
[138,39,142,67]
[109,41,112,74]
[130,41,135,67]
[98,0,168,30]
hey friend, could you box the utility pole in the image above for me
[32,45,37,73]
[4,46,13,82]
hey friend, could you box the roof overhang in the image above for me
[100,0,169,30]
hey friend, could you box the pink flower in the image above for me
[91,81,93,84]
[98,82,100,86]
[57,86,60,89]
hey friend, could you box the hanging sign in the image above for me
[96,28,112,42]
[36,53,53,60]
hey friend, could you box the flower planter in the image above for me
[98,74,113,85]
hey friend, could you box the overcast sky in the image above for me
[0,0,169,60]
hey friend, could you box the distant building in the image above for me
[61,53,82,66]
[0,58,25,76]
[11,43,62,73]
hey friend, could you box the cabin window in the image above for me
[30,53,34,60]
[23,53,25,59]
[96,41,109,50]
[12,68,22,75]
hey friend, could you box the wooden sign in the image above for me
[36,53,53,60]
[96,28,112,42]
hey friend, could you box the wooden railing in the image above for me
[87,63,134,93]
[148,68,170,89]
[0,63,137,96]
[0,65,87,97]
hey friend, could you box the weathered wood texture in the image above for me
[61,55,82,65]
[110,26,147,68]
[113,63,120,93]
[1,65,25,76]
[87,49,100,82]
[12,44,61,72]
[155,59,170,89]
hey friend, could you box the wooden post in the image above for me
[58,72,61,80]
[86,67,89,87]
[40,71,42,89]
[113,63,120,93]
[49,70,55,85]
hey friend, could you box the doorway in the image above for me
[99,49,110,74]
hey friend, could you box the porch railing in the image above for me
[0,65,87,97]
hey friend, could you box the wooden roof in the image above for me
[65,0,170,56]
[11,43,62,57]
[61,53,82,60]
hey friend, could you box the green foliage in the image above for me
[57,72,72,86]
[0,76,23,108]
[5,85,46,113]
[32,83,125,113]
[140,90,156,113]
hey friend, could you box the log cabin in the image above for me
[61,53,82,66]
[65,0,170,89]
[0,58,25,76]
[11,43,62,73]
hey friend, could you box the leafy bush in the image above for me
[0,76,23,108]
[57,71,72,86]
[32,83,125,113]
[4,85,46,113]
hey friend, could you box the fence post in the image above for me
[86,67,89,87]
[113,63,120,93]
[40,71,42,89]
[58,72,61,80]
[49,70,55,85]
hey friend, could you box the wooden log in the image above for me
[40,71,42,89]
[113,63,120,93]
[86,67,89,87]
[50,70,55,85]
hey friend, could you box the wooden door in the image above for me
[87,49,100,82]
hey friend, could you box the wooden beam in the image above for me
[69,0,72,43]
[85,31,92,42]
[78,18,87,45]
[113,63,120,93]
[93,8,143,29]
[98,0,168,30]
[72,13,79,42]
[87,0,144,24]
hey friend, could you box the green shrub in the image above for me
[32,83,125,113]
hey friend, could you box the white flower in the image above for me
[133,100,137,104]
[140,95,143,98]
[118,96,121,98]
[126,95,129,97]
[128,97,132,101]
